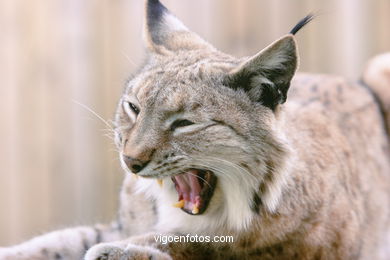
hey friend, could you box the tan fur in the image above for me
[1,1,389,260]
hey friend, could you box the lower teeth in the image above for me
[192,205,199,214]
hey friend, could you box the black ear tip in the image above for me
[147,0,162,5]
[147,0,166,10]
[289,14,315,35]
[146,0,168,27]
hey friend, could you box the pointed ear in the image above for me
[225,35,298,110]
[144,0,211,52]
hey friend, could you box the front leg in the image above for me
[85,241,171,260]
[0,224,122,260]
[85,233,225,260]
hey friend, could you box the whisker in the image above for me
[103,133,115,140]
[72,100,114,131]
[101,128,116,133]
[122,50,137,67]
[186,171,213,189]
[204,157,256,177]
[189,161,234,182]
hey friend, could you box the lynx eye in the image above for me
[124,101,140,115]
[170,119,195,131]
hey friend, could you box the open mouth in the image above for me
[171,169,217,215]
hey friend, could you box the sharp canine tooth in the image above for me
[192,205,199,214]
[173,200,185,208]
[157,179,163,187]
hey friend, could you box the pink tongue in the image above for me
[174,170,202,203]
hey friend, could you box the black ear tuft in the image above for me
[146,0,168,44]
[146,0,166,22]
[143,0,212,52]
[289,14,314,35]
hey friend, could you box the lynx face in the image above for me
[114,0,303,232]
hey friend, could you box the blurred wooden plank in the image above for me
[0,0,23,246]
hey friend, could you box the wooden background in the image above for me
[0,0,389,246]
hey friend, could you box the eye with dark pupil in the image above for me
[170,119,194,130]
[128,102,139,115]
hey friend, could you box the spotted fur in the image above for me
[1,1,389,259]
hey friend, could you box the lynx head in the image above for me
[114,0,312,233]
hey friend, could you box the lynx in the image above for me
[1,0,389,259]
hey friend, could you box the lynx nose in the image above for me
[123,156,150,174]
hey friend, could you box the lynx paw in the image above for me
[84,243,125,260]
[85,243,171,260]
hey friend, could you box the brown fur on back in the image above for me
[227,73,390,259]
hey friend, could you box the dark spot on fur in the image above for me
[382,144,389,153]
[41,248,49,256]
[259,182,266,194]
[337,84,343,94]
[83,239,89,251]
[94,227,102,244]
[250,191,262,214]
[301,97,320,106]
[190,102,201,110]
[152,201,158,215]
[313,248,324,259]
[274,244,284,254]
[98,252,110,260]
[238,237,254,248]
[249,242,286,258]
[323,91,330,105]
[129,210,136,219]
[54,253,62,259]
[317,160,326,169]
[116,216,123,231]
[248,248,263,257]
[302,184,309,196]
[324,99,331,107]
[239,162,250,171]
